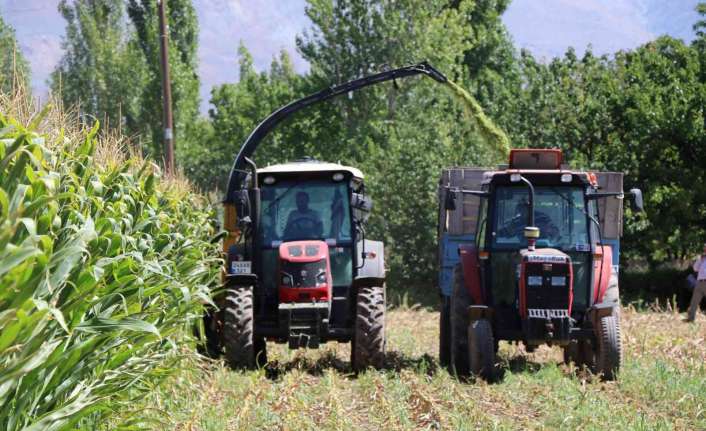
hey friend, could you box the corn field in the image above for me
[0,107,220,430]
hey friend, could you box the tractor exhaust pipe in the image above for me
[511,174,539,250]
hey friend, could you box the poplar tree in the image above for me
[0,14,30,94]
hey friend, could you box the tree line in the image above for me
[2,0,705,289]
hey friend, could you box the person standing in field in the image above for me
[686,243,706,322]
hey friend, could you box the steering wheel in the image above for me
[285,216,321,239]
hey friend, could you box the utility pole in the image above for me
[158,0,175,174]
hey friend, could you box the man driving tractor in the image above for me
[498,199,559,242]
[283,191,324,239]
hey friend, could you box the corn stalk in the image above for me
[0,111,220,430]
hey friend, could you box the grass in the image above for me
[132,305,705,430]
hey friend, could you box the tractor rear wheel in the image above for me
[439,296,451,367]
[223,286,266,369]
[352,285,386,371]
[468,318,495,380]
[595,315,622,380]
[450,264,471,376]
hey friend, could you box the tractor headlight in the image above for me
[551,276,566,286]
[528,276,543,286]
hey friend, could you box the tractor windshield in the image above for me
[492,186,590,251]
[260,179,352,244]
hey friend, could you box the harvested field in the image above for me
[134,305,706,430]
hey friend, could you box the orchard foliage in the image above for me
[507,37,706,266]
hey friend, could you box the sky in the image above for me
[1,0,700,111]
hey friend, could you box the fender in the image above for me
[354,240,386,287]
[458,244,484,305]
[592,245,613,305]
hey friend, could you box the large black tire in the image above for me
[563,340,580,365]
[352,285,386,371]
[595,315,622,380]
[223,286,266,369]
[468,318,495,380]
[450,264,471,376]
[439,296,451,367]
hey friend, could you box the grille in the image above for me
[281,259,326,288]
[527,309,569,319]
[524,261,571,311]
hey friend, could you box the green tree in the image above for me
[51,0,146,134]
[0,14,30,94]
[452,0,522,135]
[506,37,706,268]
[609,37,705,265]
[186,45,310,191]
[127,0,201,159]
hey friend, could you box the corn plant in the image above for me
[0,111,220,430]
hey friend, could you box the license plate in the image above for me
[231,261,252,274]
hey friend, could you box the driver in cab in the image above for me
[498,200,559,242]
[284,191,323,239]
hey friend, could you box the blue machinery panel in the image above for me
[438,233,475,297]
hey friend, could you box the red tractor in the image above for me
[438,149,643,380]
[200,62,448,370]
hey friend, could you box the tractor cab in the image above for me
[205,62,448,371]
[251,161,365,330]
[438,149,643,380]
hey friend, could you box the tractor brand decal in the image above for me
[527,309,569,319]
[525,255,568,263]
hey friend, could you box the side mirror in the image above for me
[233,189,251,223]
[629,188,644,212]
[444,188,457,211]
[351,193,373,223]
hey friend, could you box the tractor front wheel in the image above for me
[450,264,471,376]
[468,318,495,380]
[352,285,386,371]
[595,315,622,380]
[223,285,267,369]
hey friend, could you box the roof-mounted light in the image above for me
[509,149,563,169]
[332,172,345,182]
[510,173,522,183]
[561,173,572,183]
[263,175,276,185]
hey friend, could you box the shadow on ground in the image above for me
[264,350,439,380]
[261,346,580,384]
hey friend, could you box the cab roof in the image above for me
[258,159,364,180]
